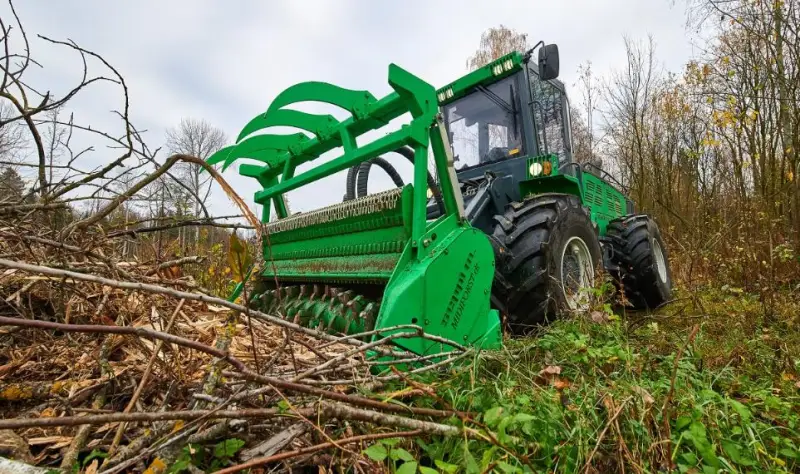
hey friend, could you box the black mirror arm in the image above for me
[523,41,545,62]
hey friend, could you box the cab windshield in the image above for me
[443,74,524,170]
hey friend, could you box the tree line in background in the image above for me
[602,0,799,292]
[0,103,241,261]
[2,0,798,295]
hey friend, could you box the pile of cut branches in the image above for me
[0,199,471,474]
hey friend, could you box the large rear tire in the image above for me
[490,194,602,335]
[602,214,672,309]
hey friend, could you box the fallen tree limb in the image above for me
[230,370,455,418]
[0,378,104,402]
[0,315,246,372]
[0,403,461,435]
[239,422,308,461]
[0,408,293,429]
[0,202,69,214]
[108,219,254,238]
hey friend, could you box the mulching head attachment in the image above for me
[208,63,502,362]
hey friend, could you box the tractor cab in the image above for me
[439,45,573,180]
[430,45,577,231]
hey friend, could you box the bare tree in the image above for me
[165,118,227,247]
[570,105,599,166]
[601,36,665,207]
[575,61,600,164]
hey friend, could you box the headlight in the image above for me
[426,188,433,199]
[529,162,543,176]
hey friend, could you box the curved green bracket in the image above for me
[208,63,448,224]
[221,133,309,171]
[237,109,339,142]
[206,144,236,167]
[266,81,377,119]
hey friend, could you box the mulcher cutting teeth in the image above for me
[249,285,378,338]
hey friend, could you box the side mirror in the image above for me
[538,44,560,81]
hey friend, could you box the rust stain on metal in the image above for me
[291,256,397,274]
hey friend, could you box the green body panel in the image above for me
[520,175,583,201]
[581,173,627,235]
[208,62,502,359]
[436,51,524,106]
[376,215,503,355]
[520,154,583,200]
[520,154,627,235]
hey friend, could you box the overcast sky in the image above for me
[6,0,698,219]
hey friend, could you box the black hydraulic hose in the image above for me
[356,147,445,214]
[344,165,359,201]
[391,147,446,214]
[345,159,403,201]
[355,157,406,197]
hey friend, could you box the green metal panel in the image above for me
[436,51,524,106]
[519,154,582,200]
[520,174,583,200]
[520,153,628,236]
[581,173,627,235]
[260,186,411,283]
[375,215,503,355]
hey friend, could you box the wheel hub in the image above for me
[652,238,668,283]
[561,236,594,310]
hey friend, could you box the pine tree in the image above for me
[0,166,25,202]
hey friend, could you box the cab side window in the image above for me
[529,69,569,163]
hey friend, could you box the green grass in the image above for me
[370,286,800,473]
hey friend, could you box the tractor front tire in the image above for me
[603,215,672,309]
[491,194,602,335]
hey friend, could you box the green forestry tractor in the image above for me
[208,42,672,361]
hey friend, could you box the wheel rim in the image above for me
[560,236,594,310]
[653,238,668,283]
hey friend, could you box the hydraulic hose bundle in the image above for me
[343,146,445,214]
